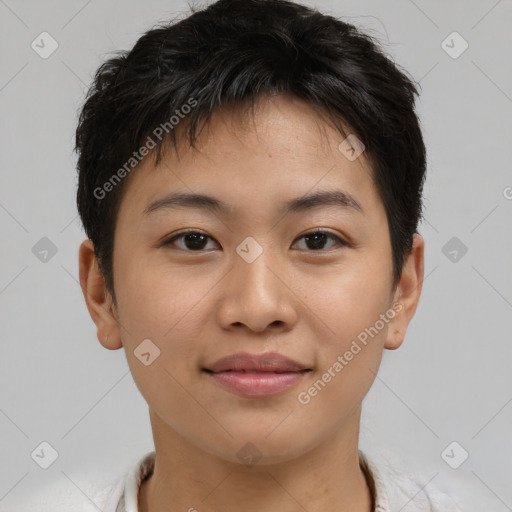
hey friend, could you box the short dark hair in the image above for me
[75,0,426,303]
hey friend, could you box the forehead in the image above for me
[116,95,382,224]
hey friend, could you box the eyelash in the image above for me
[162,229,349,252]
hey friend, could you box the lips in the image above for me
[202,352,310,373]
[202,352,312,397]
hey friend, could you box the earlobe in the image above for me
[384,233,425,351]
[78,239,123,350]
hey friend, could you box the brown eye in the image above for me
[293,230,347,251]
[163,231,219,251]
[162,229,347,252]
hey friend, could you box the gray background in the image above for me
[1,0,511,510]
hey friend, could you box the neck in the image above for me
[138,408,373,512]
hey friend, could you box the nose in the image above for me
[216,247,298,334]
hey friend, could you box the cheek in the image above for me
[296,288,389,432]
[116,255,204,336]
[306,255,391,338]
[114,261,218,389]
[114,266,211,422]
[302,256,391,394]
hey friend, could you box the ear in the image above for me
[78,239,123,350]
[384,233,425,350]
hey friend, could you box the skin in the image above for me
[79,94,424,512]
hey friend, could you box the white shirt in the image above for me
[16,450,460,511]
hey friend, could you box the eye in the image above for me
[292,230,348,251]
[163,230,219,251]
[162,229,348,252]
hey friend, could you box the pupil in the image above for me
[186,233,207,250]
[307,233,326,250]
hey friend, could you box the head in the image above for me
[77,0,425,464]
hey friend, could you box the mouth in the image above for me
[202,352,312,397]
[202,368,312,375]
[203,351,311,373]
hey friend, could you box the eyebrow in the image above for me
[143,189,363,217]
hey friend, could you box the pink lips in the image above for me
[202,352,311,397]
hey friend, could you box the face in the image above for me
[81,94,423,466]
